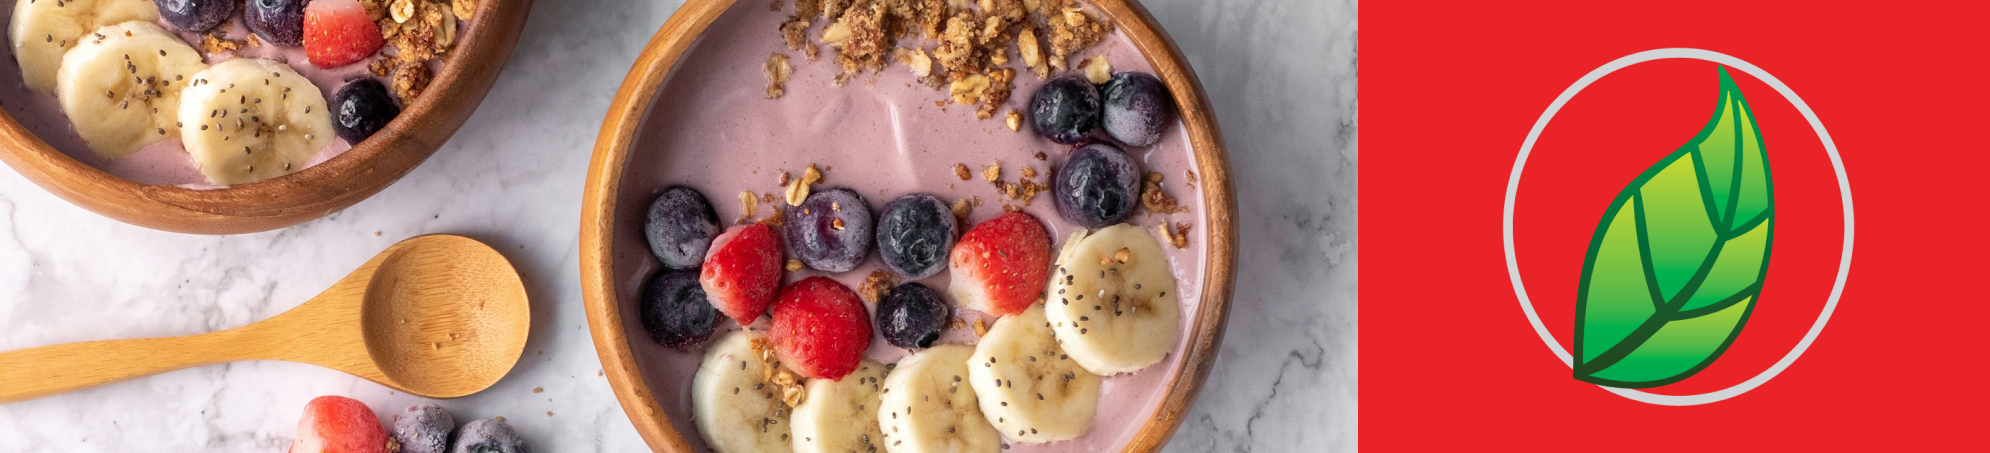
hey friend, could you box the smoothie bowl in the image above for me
[0,0,529,234]
[582,0,1233,451]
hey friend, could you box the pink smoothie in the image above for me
[0,7,436,187]
[611,3,1209,452]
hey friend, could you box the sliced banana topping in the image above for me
[791,360,887,453]
[878,345,1001,453]
[969,304,1101,443]
[11,0,161,93]
[692,330,794,453]
[52,21,205,158]
[178,58,333,185]
[1045,224,1182,375]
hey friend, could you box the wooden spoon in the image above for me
[0,235,531,404]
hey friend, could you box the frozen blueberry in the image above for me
[645,186,722,270]
[875,194,957,280]
[1100,72,1176,147]
[1053,142,1141,228]
[392,402,456,453]
[877,283,950,349]
[639,270,719,350]
[783,188,874,273]
[451,419,528,453]
[1028,76,1102,145]
[157,0,235,32]
[245,0,309,46]
[333,79,400,143]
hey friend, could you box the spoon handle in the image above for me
[0,330,257,404]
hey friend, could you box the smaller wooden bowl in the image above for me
[0,0,533,235]
[581,1,1237,451]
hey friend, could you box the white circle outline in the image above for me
[1502,48,1854,406]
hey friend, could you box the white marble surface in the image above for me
[0,0,1355,451]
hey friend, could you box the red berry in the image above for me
[700,223,784,325]
[303,0,383,68]
[948,211,1053,316]
[287,396,390,453]
[770,277,872,380]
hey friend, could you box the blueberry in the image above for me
[1029,76,1102,145]
[1100,72,1176,147]
[639,270,719,350]
[875,194,957,280]
[645,186,722,270]
[392,403,456,453]
[783,188,874,273]
[333,79,400,143]
[876,283,950,349]
[450,419,528,453]
[245,0,309,47]
[1053,142,1141,228]
[156,0,234,33]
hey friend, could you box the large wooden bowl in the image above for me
[581,0,1235,451]
[0,0,533,235]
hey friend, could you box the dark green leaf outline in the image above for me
[1572,66,1775,388]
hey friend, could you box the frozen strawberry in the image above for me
[770,277,873,380]
[948,211,1053,316]
[700,223,784,325]
[303,0,384,68]
[288,396,391,453]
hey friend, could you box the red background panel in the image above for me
[1362,1,1988,450]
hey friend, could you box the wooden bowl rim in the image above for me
[0,0,534,235]
[579,0,1236,451]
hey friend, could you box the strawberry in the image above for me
[303,0,384,68]
[948,211,1053,316]
[700,223,784,325]
[770,276,873,380]
[287,396,391,453]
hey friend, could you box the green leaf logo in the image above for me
[1574,66,1774,388]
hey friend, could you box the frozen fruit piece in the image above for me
[450,419,529,453]
[333,79,400,143]
[875,194,957,280]
[700,223,784,325]
[783,187,874,273]
[247,0,310,46]
[304,0,385,68]
[771,277,873,380]
[288,396,391,453]
[1053,142,1141,228]
[877,282,950,349]
[948,211,1054,316]
[1101,72,1176,147]
[640,270,720,350]
[1028,75,1101,145]
[392,402,455,453]
[646,186,722,270]
[157,0,235,32]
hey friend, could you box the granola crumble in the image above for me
[858,270,895,304]
[764,53,794,99]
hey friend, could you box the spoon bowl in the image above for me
[359,236,532,398]
[0,234,530,403]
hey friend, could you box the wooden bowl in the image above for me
[0,0,533,235]
[580,0,1235,451]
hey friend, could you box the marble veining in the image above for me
[0,0,1355,451]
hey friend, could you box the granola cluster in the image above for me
[769,0,1112,120]
[362,0,472,101]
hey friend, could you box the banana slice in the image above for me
[178,58,333,185]
[692,330,793,453]
[968,304,1101,443]
[877,345,1001,453]
[1044,224,1182,375]
[10,0,160,93]
[791,360,886,453]
[51,21,206,159]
